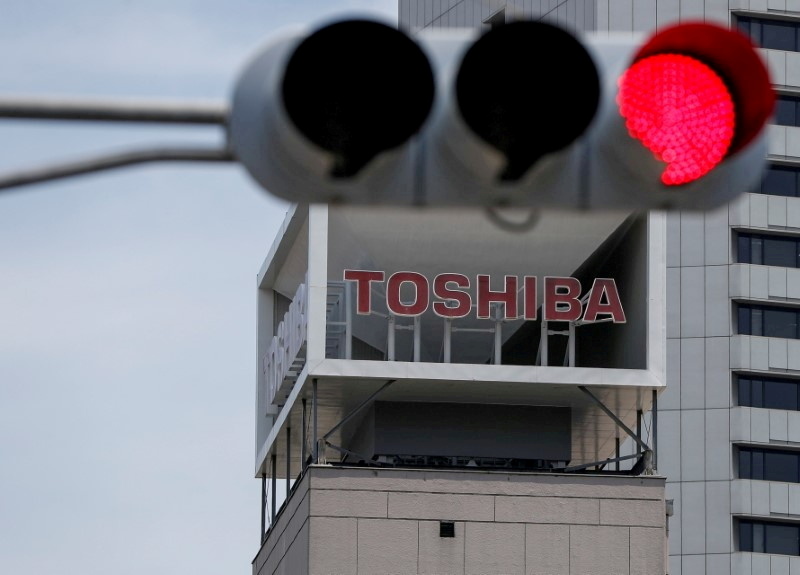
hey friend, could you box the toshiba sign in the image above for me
[343,270,626,323]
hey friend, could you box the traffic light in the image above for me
[228,15,775,211]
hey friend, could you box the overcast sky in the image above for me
[0,2,396,574]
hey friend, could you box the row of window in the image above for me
[753,165,800,197]
[701,19,799,552]
[737,15,800,53]
[737,232,800,268]
[738,446,800,483]
[738,374,800,411]
[740,519,800,556]
[737,303,800,339]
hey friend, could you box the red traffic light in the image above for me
[616,21,774,188]
[618,53,735,185]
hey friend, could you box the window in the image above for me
[751,165,800,197]
[776,94,800,127]
[739,446,800,482]
[739,519,800,555]
[738,303,800,339]
[737,232,800,268]
[737,15,800,52]
[738,374,800,410]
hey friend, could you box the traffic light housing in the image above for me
[228,15,775,211]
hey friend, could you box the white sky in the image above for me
[0,2,396,574]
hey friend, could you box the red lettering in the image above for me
[523,276,537,320]
[387,271,429,316]
[432,273,471,318]
[583,278,626,323]
[544,277,582,322]
[343,269,384,314]
[477,275,518,319]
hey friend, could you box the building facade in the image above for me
[397,1,800,574]
[252,198,668,575]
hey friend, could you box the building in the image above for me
[249,2,800,574]
[395,2,800,574]
[251,200,668,575]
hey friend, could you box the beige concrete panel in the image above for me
[753,553,771,575]
[310,489,387,518]
[600,498,664,527]
[731,480,752,515]
[787,50,800,88]
[752,481,771,516]
[788,269,800,300]
[465,522,525,575]
[495,496,600,525]
[388,491,494,521]
[729,336,750,371]
[789,484,800,516]
[730,551,752,575]
[255,490,310,575]
[769,337,789,371]
[418,520,465,575]
[787,128,800,163]
[309,517,357,575]
[788,200,800,231]
[525,523,569,575]
[729,264,749,300]
[771,482,790,515]
[770,124,788,158]
[569,525,630,575]
[356,519,418,575]
[630,527,665,575]
[283,520,310,575]
[769,195,789,228]
[749,194,769,230]
[770,409,789,442]
[772,554,791,575]
[729,194,750,228]
[768,50,788,88]
[730,407,752,442]
[789,411,800,442]
[311,467,664,499]
[769,266,788,299]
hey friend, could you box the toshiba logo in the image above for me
[343,270,625,324]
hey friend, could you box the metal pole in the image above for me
[345,282,352,359]
[286,426,291,497]
[301,398,307,470]
[413,316,421,362]
[615,437,620,471]
[636,409,643,457]
[568,321,576,366]
[270,454,277,524]
[541,321,548,366]
[0,95,228,124]
[312,379,319,463]
[652,389,658,470]
[260,474,266,542]
[0,146,234,192]
[444,318,452,363]
[388,316,395,361]
[494,304,502,365]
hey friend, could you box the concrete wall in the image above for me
[253,465,667,575]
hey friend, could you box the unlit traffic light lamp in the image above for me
[229,16,775,211]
